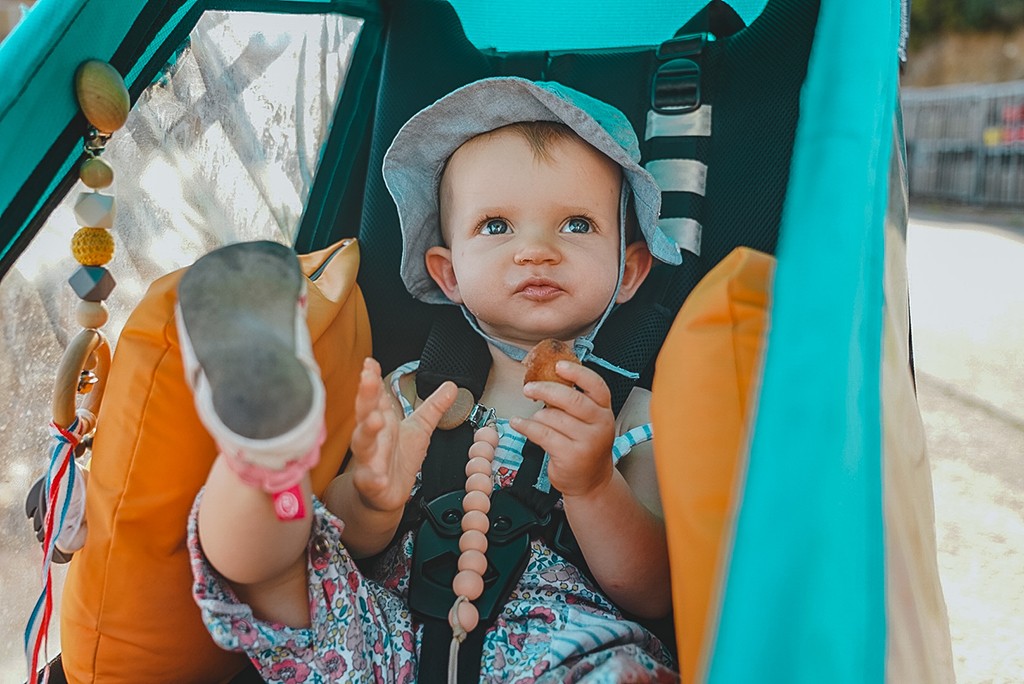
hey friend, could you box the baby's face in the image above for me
[435,127,623,350]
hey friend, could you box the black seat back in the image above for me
[353,0,819,374]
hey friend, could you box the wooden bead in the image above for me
[74,191,116,229]
[75,60,130,134]
[466,456,492,478]
[462,490,491,515]
[75,300,108,329]
[459,529,487,554]
[71,227,114,266]
[80,157,114,189]
[474,425,499,447]
[438,387,475,430]
[458,549,488,576]
[451,599,479,633]
[467,440,495,461]
[460,509,489,534]
[465,472,492,494]
[452,570,484,601]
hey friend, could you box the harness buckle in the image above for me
[409,489,542,624]
[652,33,706,114]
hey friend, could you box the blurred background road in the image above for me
[908,204,1024,682]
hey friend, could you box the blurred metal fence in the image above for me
[902,80,1024,206]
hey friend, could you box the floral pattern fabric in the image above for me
[187,362,677,683]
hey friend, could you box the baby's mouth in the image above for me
[516,278,563,301]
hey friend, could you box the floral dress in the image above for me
[187,362,677,683]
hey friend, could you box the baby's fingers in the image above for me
[524,363,611,420]
[553,362,611,408]
[512,414,572,456]
[408,381,458,435]
[354,358,384,419]
[352,359,387,449]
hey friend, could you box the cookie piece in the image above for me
[523,339,579,386]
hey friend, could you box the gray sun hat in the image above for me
[382,76,682,305]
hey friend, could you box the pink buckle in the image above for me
[272,485,305,521]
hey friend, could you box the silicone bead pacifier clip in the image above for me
[443,414,499,683]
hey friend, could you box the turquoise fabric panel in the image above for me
[0,0,147,190]
[707,0,896,681]
[446,0,768,52]
[3,0,200,272]
[125,2,197,92]
[0,0,197,266]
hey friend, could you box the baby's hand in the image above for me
[349,358,456,513]
[512,362,615,498]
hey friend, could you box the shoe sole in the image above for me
[177,241,313,440]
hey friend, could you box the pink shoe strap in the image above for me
[220,425,326,521]
[272,485,305,521]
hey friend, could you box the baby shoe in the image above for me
[176,241,326,491]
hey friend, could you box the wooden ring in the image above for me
[52,329,110,431]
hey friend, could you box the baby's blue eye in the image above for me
[481,218,510,235]
[561,217,592,234]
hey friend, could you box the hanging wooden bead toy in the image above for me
[24,59,129,684]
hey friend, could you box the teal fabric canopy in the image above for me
[447,0,768,51]
[0,1,907,681]
[708,0,896,680]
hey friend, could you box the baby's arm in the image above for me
[324,358,456,558]
[512,362,671,619]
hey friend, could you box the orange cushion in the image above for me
[60,238,370,683]
[650,246,774,684]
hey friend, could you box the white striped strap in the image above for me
[644,158,708,195]
[645,105,713,139]
[658,217,702,256]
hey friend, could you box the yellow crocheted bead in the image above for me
[71,227,115,266]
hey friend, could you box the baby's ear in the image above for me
[616,241,654,304]
[425,246,463,304]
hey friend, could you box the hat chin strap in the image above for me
[458,185,639,381]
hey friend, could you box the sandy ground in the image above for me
[908,205,1024,683]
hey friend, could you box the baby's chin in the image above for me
[466,303,605,346]
[483,326,599,353]
[468,307,601,349]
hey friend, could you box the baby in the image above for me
[181,77,682,682]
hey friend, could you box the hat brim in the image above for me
[383,76,680,305]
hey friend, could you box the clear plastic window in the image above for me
[0,10,362,677]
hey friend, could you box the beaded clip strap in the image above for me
[446,424,499,683]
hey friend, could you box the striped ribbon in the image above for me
[25,418,82,684]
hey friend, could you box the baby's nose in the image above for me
[513,231,561,265]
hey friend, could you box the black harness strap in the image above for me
[416,308,491,399]
[410,311,575,684]
[589,301,675,411]
[407,303,673,683]
[411,310,497,684]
